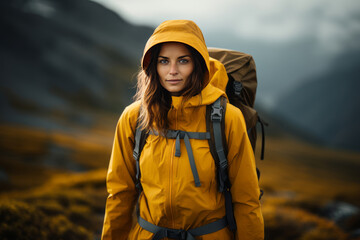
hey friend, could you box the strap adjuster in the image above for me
[219,159,228,169]
[133,151,139,161]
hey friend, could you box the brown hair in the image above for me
[135,42,207,134]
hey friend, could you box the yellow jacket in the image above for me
[102,20,264,240]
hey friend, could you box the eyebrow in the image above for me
[158,55,191,59]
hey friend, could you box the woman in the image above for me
[101,20,264,240]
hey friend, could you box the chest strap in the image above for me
[138,216,227,240]
[150,130,210,187]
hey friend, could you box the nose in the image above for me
[169,62,178,75]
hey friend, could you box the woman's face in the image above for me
[157,42,194,96]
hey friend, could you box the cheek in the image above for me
[157,65,165,80]
[184,65,194,78]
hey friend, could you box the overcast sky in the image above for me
[92,0,360,53]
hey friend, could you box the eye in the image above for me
[158,59,168,64]
[179,59,189,64]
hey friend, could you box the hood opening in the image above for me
[143,41,210,90]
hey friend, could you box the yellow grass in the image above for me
[1,123,360,239]
[256,136,360,204]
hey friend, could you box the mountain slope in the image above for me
[0,0,153,131]
[276,50,360,151]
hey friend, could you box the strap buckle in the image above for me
[211,106,223,122]
[233,81,243,96]
[180,230,187,239]
[165,229,187,239]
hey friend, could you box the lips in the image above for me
[166,79,182,84]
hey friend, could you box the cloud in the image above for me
[92,0,360,50]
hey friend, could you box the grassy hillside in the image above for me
[0,123,112,240]
[255,136,360,239]
[0,124,360,239]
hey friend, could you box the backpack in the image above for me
[208,48,267,185]
[133,48,266,234]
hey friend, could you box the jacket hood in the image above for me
[141,20,228,106]
[142,20,210,71]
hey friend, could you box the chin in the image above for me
[167,88,184,94]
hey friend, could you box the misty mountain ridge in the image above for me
[275,49,360,151]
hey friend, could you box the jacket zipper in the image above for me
[168,106,177,228]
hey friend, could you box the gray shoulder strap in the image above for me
[211,97,237,231]
[133,119,148,191]
[133,121,142,190]
[211,97,229,193]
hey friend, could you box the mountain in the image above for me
[0,0,153,132]
[275,49,360,151]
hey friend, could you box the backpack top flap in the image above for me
[208,48,257,108]
[208,48,258,132]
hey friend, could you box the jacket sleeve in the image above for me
[101,104,139,240]
[225,104,264,240]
